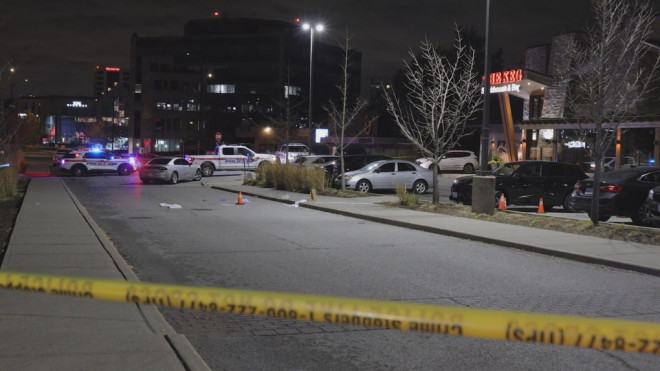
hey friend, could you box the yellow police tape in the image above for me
[1,270,659,355]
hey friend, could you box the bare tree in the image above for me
[554,0,659,225]
[259,66,307,163]
[382,26,483,203]
[324,30,369,190]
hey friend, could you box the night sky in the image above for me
[0,0,649,98]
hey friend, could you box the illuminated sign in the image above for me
[66,101,87,108]
[564,141,586,148]
[105,67,120,72]
[486,69,523,85]
[481,84,521,94]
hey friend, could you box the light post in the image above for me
[471,0,496,215]
[479,0,491,175]
[302,22,324,147]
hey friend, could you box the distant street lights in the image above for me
[302,22,324,146]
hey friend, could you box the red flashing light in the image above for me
[105,67,120,72]
[213,11,222,17]
[294,18,301,23]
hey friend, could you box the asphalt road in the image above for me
[63,173,660,370]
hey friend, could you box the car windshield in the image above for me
[492,163,521,176]
[360,161,386,172]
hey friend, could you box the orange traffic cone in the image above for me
[237,191,244,205]
[537,197,545,213]
[497,194,507,210]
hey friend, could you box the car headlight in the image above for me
[649,189,655,199]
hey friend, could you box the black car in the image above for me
[643,185,660,227]
[450,161,588,210]
[568,167,660,225]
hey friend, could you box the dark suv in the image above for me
[450,161,588,210]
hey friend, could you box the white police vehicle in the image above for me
[60,150,137,176]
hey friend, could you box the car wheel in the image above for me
[118,165,130,176]
[141,178,152,184]
[562,193,576,212]
[356,180,372,193]
[463,163,475,174]
[412,180,428,194]
[201,164,214,177]
[71,165,85,177]
[193,168,202,181]
[598,215,611,222]
[170,172,179,184]
[632,204,653,226]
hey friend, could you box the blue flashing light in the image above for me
[650,159,655,165]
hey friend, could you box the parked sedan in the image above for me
[643,185,660,227]
[416,150,479,173]
[139,157,202,184]
[568,166,660,225]
[333,159,433,194]
[450,161,588,210]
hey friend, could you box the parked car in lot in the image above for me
[294,155,339,167]
[333,159,433,194]
[450,161,588,210]
[323,154,391,180]
[52,148,73,167]
[416,150,479,173]
[568,166,660,225]
[583,156,637,172]
[643,185,660,227]
[275,143,310,163]
[139,157,202,184]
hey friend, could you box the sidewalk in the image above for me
[202,174,660,277]
[0,176,210,370]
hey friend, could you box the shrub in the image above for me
[254,163,325,192]
[0,166,18,200]
[395,185,419,206]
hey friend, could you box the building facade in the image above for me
[129,17,361,155]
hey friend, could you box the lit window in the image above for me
[208,84,236,94]
[284,85,301,98]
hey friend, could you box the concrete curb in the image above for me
[209,185,660,277]
[61,181,211,371]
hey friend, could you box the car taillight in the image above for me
[573,183,581,191]
[156,166,168,171]
[600,184,623,193]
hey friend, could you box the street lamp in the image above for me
[302,22,324,146]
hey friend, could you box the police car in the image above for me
[60,150,137,176]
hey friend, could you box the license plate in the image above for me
[451,192,458,198]
[584,188,593,195]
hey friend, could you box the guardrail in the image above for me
[1,271,658,355]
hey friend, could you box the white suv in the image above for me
[60,150,137,176]
[275,143,310,164]
[416,150,479,173]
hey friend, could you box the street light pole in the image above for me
[471,0,496,215]
[478,0,491,175]
[302,22,323,147]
